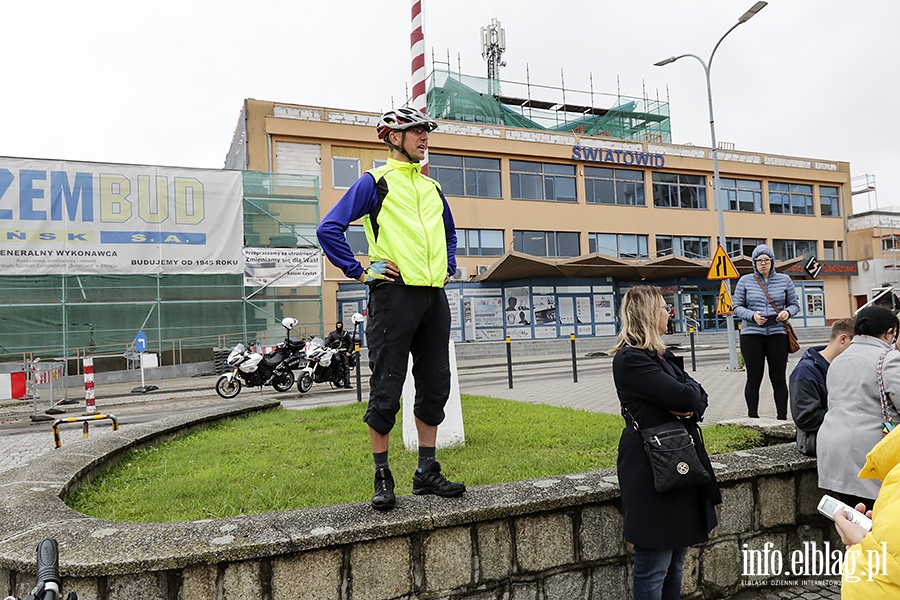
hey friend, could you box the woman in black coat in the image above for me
[612,285,722,599]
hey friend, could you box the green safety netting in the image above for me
[426,69,671,142]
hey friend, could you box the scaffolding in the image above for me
[426,67,671,143]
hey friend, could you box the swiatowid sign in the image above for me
[0,157,243,275]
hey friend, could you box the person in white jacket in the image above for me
[818,305,900,510]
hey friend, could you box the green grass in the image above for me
[66,396,761,522]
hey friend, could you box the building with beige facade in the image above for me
[226,70,854,342]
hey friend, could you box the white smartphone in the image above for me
[817,494,873,532]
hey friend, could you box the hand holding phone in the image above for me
[817,494,872,532]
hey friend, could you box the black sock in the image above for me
[417,446,436,472]
[373,450,389,470]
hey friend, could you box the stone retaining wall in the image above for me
[0,401,840,599]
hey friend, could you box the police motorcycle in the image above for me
[215,318,306,399]
[297,313,364,393]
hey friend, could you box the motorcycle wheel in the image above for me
[272,370,295,392]
[215,375,241,399]
[297,372,313,394]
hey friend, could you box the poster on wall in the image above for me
[576,297,592,325]
[475,329,504,341]
[243,248,321,287]
[533,295,557,325]
[504,286,531,326]
[558,297,575,325]
[474,297,503,328]
[0,158,244,275]
[593,294,614,322]
[446,288,461,329]
[507,327,531,340]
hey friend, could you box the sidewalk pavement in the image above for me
[0,343,841,599]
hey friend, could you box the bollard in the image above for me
[355,343,362,403]
[689,327,697,372]
[84,357,96,414]
[506,336,513,389]
[52,413,119,448]
[570,333,578,383]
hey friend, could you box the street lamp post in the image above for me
[655,1,767,371]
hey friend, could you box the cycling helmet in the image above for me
[376,107,438,140]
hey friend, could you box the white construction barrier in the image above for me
[401,339,465,451]
[0,372,26,400]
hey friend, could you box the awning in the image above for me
[472,251,808,283]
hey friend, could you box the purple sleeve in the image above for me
[316,174,379,281]
[440,189,457,276]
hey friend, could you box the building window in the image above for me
[820,185,841,217]
[345,225,368,255]
[882,236,900,253]
[823,241,842,260]
[584,167,645,205]
[720,178,762,212]
[589,233,649,258]
[457,229,504,256]
[513,230,580,257]
[510,160,576,202]
[726,237,765,258]
[656,235,710,259]
[652,173,707,209]
[774,239,816,261]
[769,182,814,215]
[333,157,360,189]
[372,159,388,169]
[430,154,502,198]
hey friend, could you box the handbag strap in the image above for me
[753,273,782,314]
[877,348,898,436]
[622,405,640,430]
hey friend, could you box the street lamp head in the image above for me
[738,1,767,23]
[654,56,678,67]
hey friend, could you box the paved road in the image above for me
[0,350,843,599]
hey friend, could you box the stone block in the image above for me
[179,564,217,599]
[797,470,825,517]
[510,582,539,600]
[758,476,797,528]
[476,520,512,582]
[700,541,741,590]
[515,513,574,572]
[714,483,754,536]
[543,570,587,599]
[223,561,262,599]
[63,577,100,600]
[350,537,411,600]
[580,504,624,560]
[272,549,342,600]
[589,564,627,599]
[681,546,699,597]
[106,571,168,600]
[424,526,471,592]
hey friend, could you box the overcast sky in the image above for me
[2,1,895,214]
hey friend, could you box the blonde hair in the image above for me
[610,285,667,355]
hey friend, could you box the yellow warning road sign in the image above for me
[716,281,734,315]
[707,245,739,280]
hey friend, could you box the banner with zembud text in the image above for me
[0,157,244,275]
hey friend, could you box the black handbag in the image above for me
[624,407,711,493]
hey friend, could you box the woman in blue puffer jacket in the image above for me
[732,244,800,420]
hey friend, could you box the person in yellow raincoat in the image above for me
[834,426,900,598]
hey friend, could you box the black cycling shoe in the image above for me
[412,461,466,497]
[372,467,396,511]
